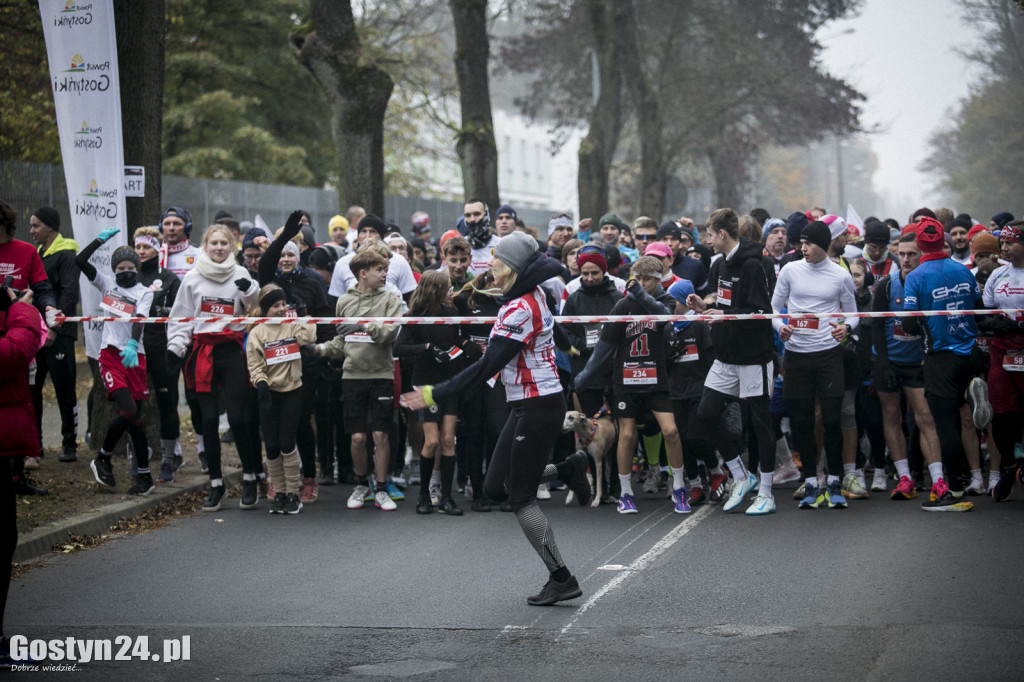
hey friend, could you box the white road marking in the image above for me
[558,505,713,637]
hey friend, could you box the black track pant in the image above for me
[31,335,78,451]
[145,339,180,441]
[791,396,843,479]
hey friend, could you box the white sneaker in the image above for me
[348,485,371,509]
[988,473,1001,494]
[965,478,985,496]
[856,469,868,492]
[375,490,397,511]
[723,472,757,512]
[429,483,441,506]
[643,471,659,494]
[408,465,421,486]
[536,483,551,500]
[871,469,887,492]
[772,462,801,485]
[745,495,776,516]
[24,456,40,471]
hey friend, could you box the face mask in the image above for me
[115,271,138,288]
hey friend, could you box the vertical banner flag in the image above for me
[39,0,127,358]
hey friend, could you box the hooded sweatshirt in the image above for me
[38,234,80,339]
[709,238,774,365]
[317,284,403,379]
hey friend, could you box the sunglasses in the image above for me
[635,234,655,241]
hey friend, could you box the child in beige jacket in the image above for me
[246,285,317,514]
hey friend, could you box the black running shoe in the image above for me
[566,451,593,506]
[240,479,258,509]
[13,476,48,496]
[269,493,286,514]
[499,499,513,512]
[91,457,115,488]
[437,497,464,515]
[415,494,432,514]
[471,498,492,512]
[526,575,583,606]
[202,485,226,512]
[992,467,1017,502]
[283,493,302,514]
[127,472,155,496]
[59,446,77,463]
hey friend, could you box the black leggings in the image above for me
[673,397,714,480]
[696,387,775,472]
[790,396,843,479]
[31,335,78,450]
[261,388,303,458]
[101,388,149,469]
[484,392,568,573]
[145,339,180,441]
[194,343,259,479]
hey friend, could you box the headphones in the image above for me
[159,206,193,237]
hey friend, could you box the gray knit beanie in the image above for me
[111,245,141,271]
[494,231,538,273]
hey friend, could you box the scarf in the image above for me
[195,251,237,283]
[275,264,304,282]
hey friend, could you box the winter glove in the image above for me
[257,381,272,411]
[989,315,1024,335]
[235,278,253,293]
[283,210,304,240]
[300,345,319,360]
[120,339,140,368]
[96,227,120,243]
[430,344,452,364]
[625,277,645,300]
[45,307,60,328]
[335,323,361,337]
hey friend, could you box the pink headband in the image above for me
[134,235,160,250]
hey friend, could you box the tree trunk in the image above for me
[449,0,500,211]
[616,0,667,219]
[577,0,626,221]
[290,1,393,217]
[113,0,164,241]
[707,142,745,210]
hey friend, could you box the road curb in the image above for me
[14,467,243,564]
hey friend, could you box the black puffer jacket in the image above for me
[562,277,622,375]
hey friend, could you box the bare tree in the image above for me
[449,0,500,209]
[290,0,394,216]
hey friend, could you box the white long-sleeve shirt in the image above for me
[772,257,858,353]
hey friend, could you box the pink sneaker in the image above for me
[890,475,917,500]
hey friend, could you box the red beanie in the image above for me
[576,247,608,274]
[915,217,946,254]
[967,224,989,242]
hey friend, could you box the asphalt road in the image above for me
[7,482,1023,681]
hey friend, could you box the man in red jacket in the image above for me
[0,278,47,664]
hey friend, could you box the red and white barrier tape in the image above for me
[53,309,1024,326]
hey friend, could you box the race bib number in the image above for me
[790,316,819,332]
[1003,350,1024,373]
[586,329,600,348]
[345,332,374,343]
[100,292,136,317]
[284,305,298,319]
[717,280,733,307]
[976,336,991,353]
[265,338,300,366]
[470,335,488,352]
[623,362,657,385]
[201,296,233,316]
[674,342,699,363]
[892,320,919,342]
[443,346,463,360]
